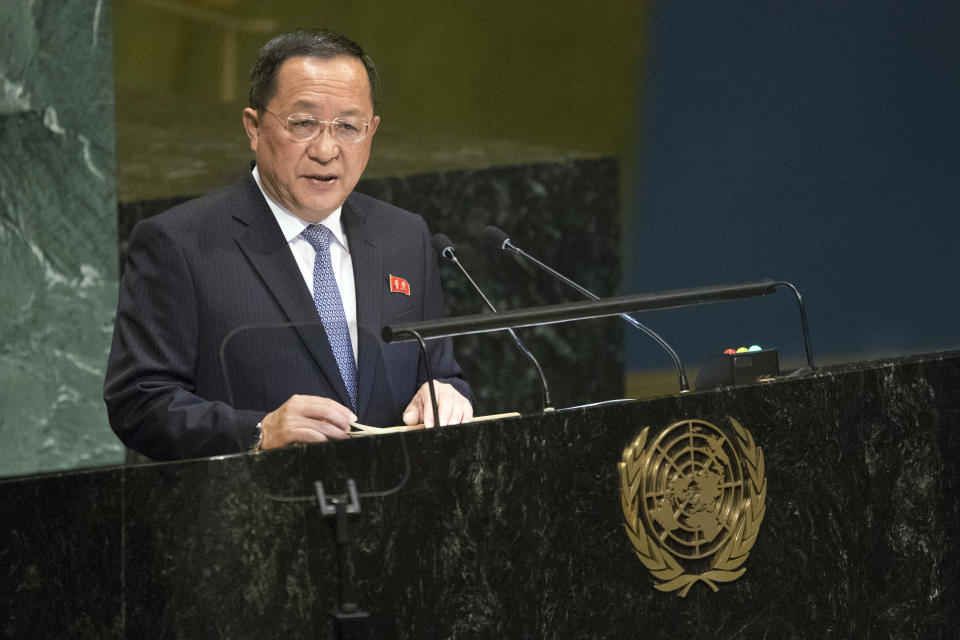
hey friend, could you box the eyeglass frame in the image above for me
[261,109,372,143]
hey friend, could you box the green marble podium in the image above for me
[3,351,959,638]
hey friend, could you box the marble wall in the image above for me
[0,1,123,476]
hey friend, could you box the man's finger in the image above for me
[402,393,422,426]
[300,397,356,426]
[437,391,457,427]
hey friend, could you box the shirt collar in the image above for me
[252,166,348,249]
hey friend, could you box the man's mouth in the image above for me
[306,174,337,183]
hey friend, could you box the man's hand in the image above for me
[260,395,356,449]
[402,381,473,428]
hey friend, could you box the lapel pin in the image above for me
[389,275,411,295]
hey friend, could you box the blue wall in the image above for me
[627,1,960,373]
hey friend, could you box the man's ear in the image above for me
[242,108,261,152]
[368,114,381,138]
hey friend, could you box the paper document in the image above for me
[349,412,521,437]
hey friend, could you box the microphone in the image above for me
[432,233,554,412]
[481,225,690,393]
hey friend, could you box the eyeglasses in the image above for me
[265,110,371,143]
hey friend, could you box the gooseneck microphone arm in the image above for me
[432,233,554,412]
[482,225,690,393]
[774,280,815,370]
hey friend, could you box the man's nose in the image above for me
[307,126,339,162]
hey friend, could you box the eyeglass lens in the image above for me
[286,115,368,142]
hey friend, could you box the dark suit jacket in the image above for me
[104,173,470,460]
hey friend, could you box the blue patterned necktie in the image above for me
[301,224,357,411]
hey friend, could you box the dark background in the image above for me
[626,2,960,377]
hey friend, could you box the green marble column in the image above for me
[0,1,123,476]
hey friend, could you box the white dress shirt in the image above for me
[252,167,358,361]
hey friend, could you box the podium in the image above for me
[3,351,959,638]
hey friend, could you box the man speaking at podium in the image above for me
[104,29,472,460]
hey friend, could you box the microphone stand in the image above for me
[435,238,554,412]
[408,330,441,430]
[485,227,691,393]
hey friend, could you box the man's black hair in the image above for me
[248,28,381,112]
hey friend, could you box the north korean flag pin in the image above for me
[389,274,411,295]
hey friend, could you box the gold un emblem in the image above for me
[619,418,766,597]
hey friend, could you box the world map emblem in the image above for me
[619,417,766,597]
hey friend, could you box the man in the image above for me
[104,29,472,460]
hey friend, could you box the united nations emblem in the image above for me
[619,417,766,597]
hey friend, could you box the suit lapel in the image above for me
[342,198,383,419]
[230,176,353,408]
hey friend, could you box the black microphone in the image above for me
[481,225,690,393]
[432,233,554,412]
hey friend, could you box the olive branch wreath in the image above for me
[618,418,766,597]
